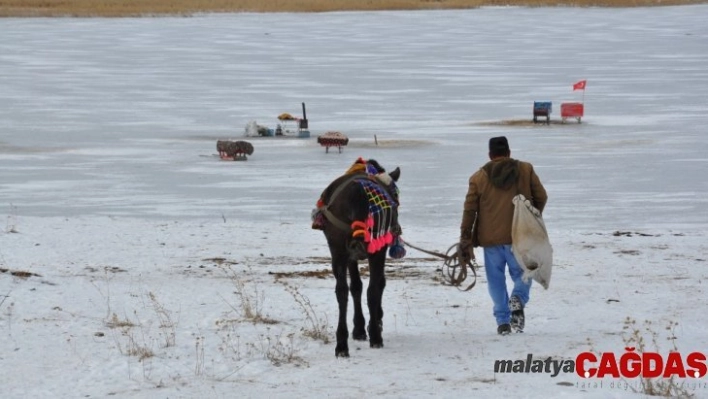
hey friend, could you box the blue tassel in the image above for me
[388,236,406,259]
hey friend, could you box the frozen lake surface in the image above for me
[1,6,707,230]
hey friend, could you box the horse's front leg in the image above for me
[366,249,387,349]
[332,253,350,357]
[348,258,366,341]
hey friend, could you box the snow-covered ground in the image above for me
[1,5,707,398]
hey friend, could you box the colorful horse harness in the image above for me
[314,167,402,256]
[350,177,398,254]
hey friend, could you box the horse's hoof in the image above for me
[370,342,384,349]
[335,343,350,358]
[352,332,367,341]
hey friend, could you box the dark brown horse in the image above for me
[313,158,402,357]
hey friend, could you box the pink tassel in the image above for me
[383,232,393,245]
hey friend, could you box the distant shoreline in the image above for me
[1,0,706,17]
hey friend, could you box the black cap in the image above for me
[489,136,510,156]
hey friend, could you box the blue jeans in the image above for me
[483,245,532,326]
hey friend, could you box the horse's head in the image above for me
[359,158,398,180]
[364,159,400,201]
[376,166,400,184]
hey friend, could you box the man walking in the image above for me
[459,136,548,335]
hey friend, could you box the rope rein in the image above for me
[400,239,478,292]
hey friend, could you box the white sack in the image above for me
[511,194,553,289]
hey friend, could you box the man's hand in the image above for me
[458,238,475,265]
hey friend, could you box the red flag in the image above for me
[573,80,587,91]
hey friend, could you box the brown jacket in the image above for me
[461,158,547,247]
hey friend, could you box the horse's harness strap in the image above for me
[322,207,352,233]
[320,173,363,233]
